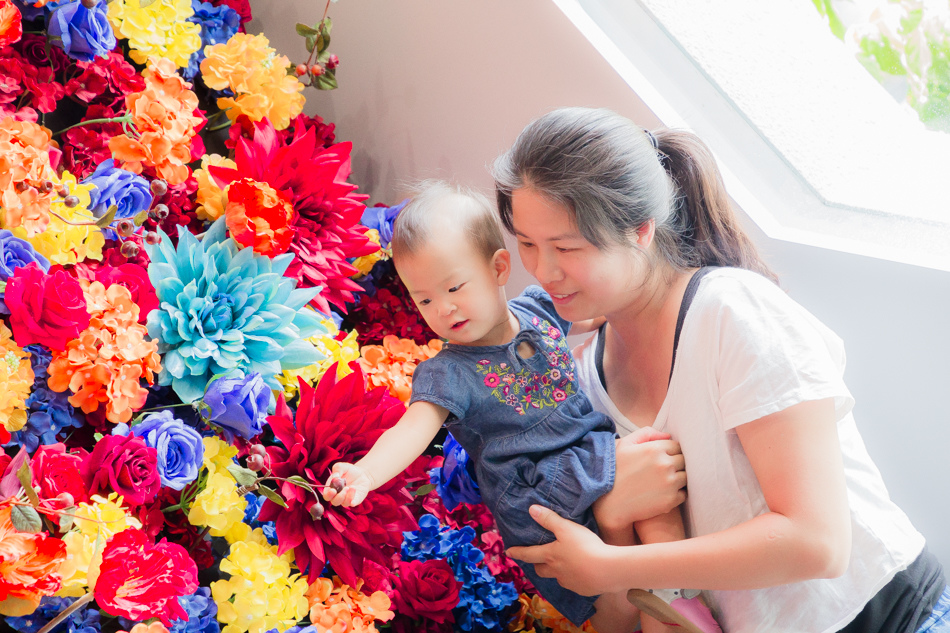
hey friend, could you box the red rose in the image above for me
[31,443,89,505]
[5,263,90,351]
[81,434,160,506]
[392,559,460,624]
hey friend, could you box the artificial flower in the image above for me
[123,623,169,633]
[209,118,378,313]
[351,229,383,278]
[121,410,204,490]
[194,154,235,221]
[306,576,394,633]
[0,317,32,435]
[65,49,145,108]
[183,0,240,80]
[4,595,102,633]
[391,559,459,624]
[199,32,304,130]
[168,586,219,633]
[201,435,238,477]
[429,433,482,512]
[0,45,64,117]
[83,159,153,233]
[61,105,127,179]
[259,368,415,584]
[30,442,89,506]
[5,263,89,351]
[187,471,246,537]
[272,113,335,151]
[107,0,202,68]
[80,433,160,505]
[224,178,296,256]
[347,267,438,345]
[360,200,407,252]
[94,527,198,625]
[0,117,58,236]
[359,335,442,403]
[276,319,359,400]
[143,175,203,240]
[109,57,203,185]
[0,500,67,616]
[0,0,22,48]
[47,0,116,62]
[202,372,269,441]
[144,218,323,403]
[524,595,598,633]
[75,261,158,324]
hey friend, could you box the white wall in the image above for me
[250,0,950,568]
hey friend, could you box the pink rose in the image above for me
[81,434,160,505]
[32,443,89,506]
[392,559,460,623]
[5,263,90,351]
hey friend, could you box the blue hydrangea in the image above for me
[243,493,278,545]
[5,345,83,453]
[47,0,116,62]
[429,432,481,511]
[6,596,101,633]
[145,218,326,403]
[169,587,219,633]
[183,0,241,80]
[360,199,407,250]
[401,514,517,631]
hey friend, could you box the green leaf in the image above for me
[286,475,313,489]
[133,209,149,226]
[58,507,77,532]
[412,483,436,497]
[315,71,338,91]
[305,34,317,54]
[94,432,104,441]
[226,464,258,487]
[11,505,42,533]
[258,484,287,508]
[17,462,40,507]
[0,281,6,294]
[95,205,117,228]
[296,22,319,37]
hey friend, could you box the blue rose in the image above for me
[361,200,407,250]
[184,0,241,80]
[83,159,153,237]
[126,410,204,490]
[47,0,117,63]
[202,372,270,441]
[429,433,481,511]
[0,230,50,315]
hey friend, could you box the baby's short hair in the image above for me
[391,180,506,262]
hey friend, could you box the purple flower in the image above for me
[124,410,204,490]
[0,230,50,314]
[201,372,269,441]
[360,200,407,249]
[428,433,481,511]
[47,0,116,63]
[82,159,152,236]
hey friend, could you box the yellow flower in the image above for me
[15,171,105,266]
[351,229,383,278]
[0,323,33,434]
[57,494,141,597]
[203,435,239,477]
[212,540,309,633]
[107,0,202,68]
[276,319,360,399]
[188,472,247,537]
[200,33,305,130]
[194,154,237,221]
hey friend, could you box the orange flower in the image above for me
[526,595,598,633]
[224,178,296,256]
[47,282,161,423]
[121,623,169,633]
[0,500,67,617]
[358,335,443,403]
[108,57,202,185]
[0,0,22,48]
[306,576,394,633]
[0,117,57,236]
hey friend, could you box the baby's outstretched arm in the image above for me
[323,400,449,507]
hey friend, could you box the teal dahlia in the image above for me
[145,219,325,403]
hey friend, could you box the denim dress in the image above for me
[410,286,617,625]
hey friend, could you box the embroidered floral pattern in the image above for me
[474,318,575,415]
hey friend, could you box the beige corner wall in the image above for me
[250,0,950,569]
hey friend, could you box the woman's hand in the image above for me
[506,505,617,596]
[594,430,687,530]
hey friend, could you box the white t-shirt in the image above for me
[574,267,925,633]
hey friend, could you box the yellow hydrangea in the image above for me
[188,472,247,537]
[194,154,237,221]
[212,540,309,633]
[203,435,239,477]
[57,494,142,597]
[14,171,104,266]
[351,229,383,278]
[200,33,305,130]
[276,319,359,399]
[0,323,33,434]
[108,0,202,68]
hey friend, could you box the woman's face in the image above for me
[510,187,647,322]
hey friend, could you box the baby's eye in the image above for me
[448,284,463,293]
[419,299,431,306]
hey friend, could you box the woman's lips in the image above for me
[550,292,577,305]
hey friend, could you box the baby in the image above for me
[323,181,718,633]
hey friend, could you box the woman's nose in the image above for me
[535,250,564,285]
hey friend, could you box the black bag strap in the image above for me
[595,267,718,392]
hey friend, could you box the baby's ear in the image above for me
[492,249,512,285]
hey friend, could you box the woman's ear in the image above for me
[635,219,656,249]
[492,249,512,286]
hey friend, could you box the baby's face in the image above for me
[396,231,511,346]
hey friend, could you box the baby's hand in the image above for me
[322,462,375,507]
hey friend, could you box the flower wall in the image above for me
[0,1,594,633]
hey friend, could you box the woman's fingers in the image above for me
[506,541,552,565]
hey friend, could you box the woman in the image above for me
[495,107,949,633]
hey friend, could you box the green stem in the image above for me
[207,119,232,132]
[53,115,132,137]
[37,592,95,633]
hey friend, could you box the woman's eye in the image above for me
[519,241,535,249]
[556,247,576,253]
